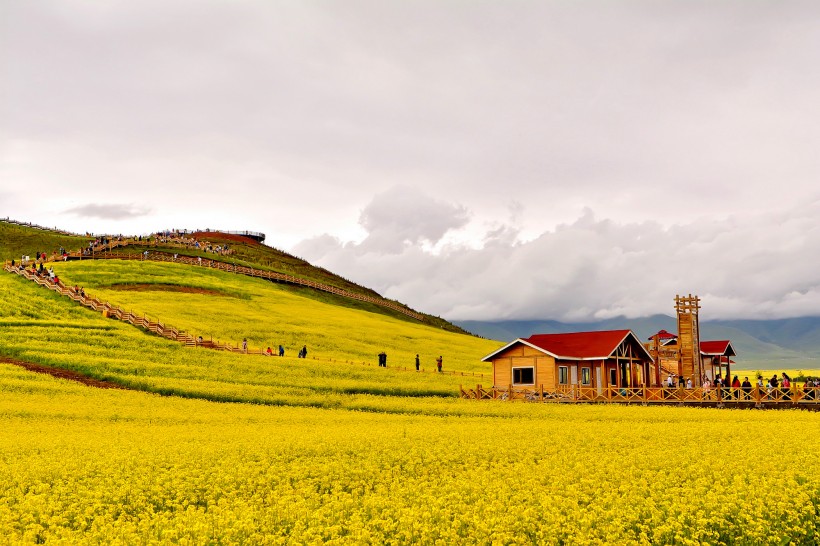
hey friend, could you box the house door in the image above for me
[570,366,578,386]
[609,368,617,387]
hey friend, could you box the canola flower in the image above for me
[1,364,819,545]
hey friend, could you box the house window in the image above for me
[558,366,569,385]
[581,367,591,386]
[512,367,534,385]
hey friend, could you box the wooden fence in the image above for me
[460,384,820,408]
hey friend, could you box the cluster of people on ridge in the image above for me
[152,231,232,256]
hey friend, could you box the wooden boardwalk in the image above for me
[461,384,820,409]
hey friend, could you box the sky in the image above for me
[2,1,819,322]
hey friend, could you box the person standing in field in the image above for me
[415,354,420,371]
[436,356,443,373]
[242,338,248,353]
[278,345,284,357]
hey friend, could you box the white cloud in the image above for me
[357,186,470,253]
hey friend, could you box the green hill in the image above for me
[0,219,92,262]
[0,220,469,334]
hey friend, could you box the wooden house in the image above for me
[482,330,656,393]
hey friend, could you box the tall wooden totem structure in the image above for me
[675,294,702,386]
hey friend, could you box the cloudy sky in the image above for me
[2,1,819,322]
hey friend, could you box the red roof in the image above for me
[700,340,736,356]
[525,330,635,359]
[482,329,653,362]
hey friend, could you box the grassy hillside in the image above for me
[0,265,496,410]
[0,220,92,261]
[0,220,470,333]
[53,260,498,371]
[118,237,469,333]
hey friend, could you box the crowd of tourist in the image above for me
[664,372,819,401]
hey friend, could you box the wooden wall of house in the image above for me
[491,344,555,388]
[536,356,555,387]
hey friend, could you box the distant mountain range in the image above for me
[456,315,820,371]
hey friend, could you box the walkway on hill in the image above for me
[2,263,485,381]
[92,250,426,321]
[33,234,425,322]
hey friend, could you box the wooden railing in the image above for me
[459,384,820,408]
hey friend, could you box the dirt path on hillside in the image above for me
[0,356,130,390]
[107,283,230,297]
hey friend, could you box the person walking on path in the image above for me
[415,354,420,371]
[436,356,443,373]
[242,338,248,353]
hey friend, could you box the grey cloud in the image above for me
[65,203,152,220]
[296,198,820,322]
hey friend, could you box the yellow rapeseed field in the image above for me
[1,363,819,545]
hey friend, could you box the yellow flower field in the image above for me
[1,363,819,545]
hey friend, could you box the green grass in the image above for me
[0,220,92,262]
